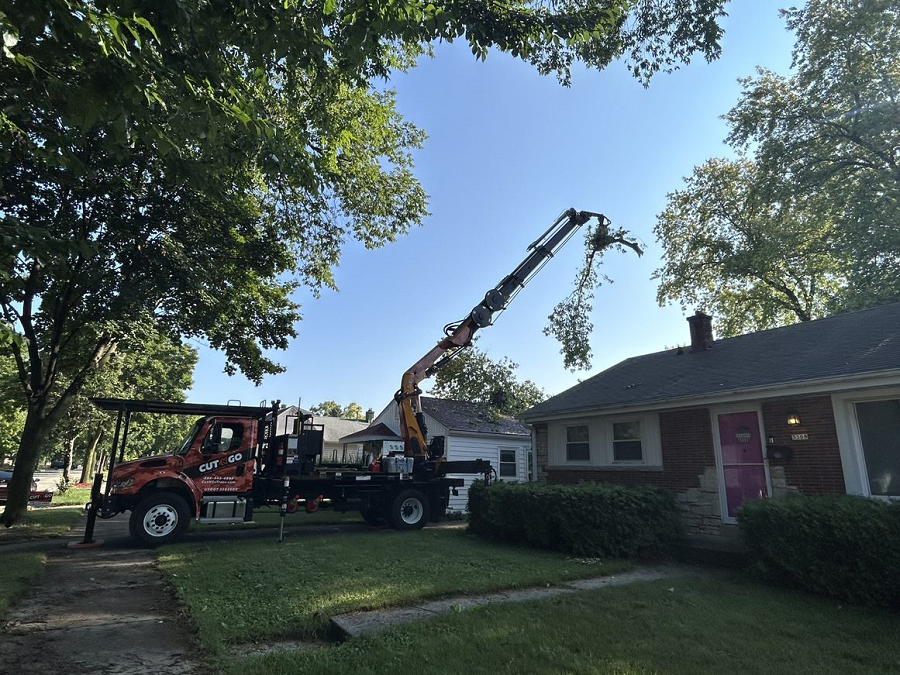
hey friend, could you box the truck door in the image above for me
[192,419,255,494]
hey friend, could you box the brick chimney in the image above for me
[687,311,714,351]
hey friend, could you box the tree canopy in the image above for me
[311,401,367,420]
[0,0,728,523]
[655,0,900,334]
[654,158,845,336]
[429,341,545,416]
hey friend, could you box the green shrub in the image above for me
[468,481,683,558]
[738,495,900,609]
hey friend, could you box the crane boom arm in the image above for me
[396,208,609,462]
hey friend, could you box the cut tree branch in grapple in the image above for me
[544,219,644,371]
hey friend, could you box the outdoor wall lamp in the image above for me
[786,411,802,426]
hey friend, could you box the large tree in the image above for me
[429,341,545,416]
[654,158,846,337]
[310,401,365,419]
[656,0,900,332]
[0,1,728,523]
[728,0,900,313]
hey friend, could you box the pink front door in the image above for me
[718,411,768,518]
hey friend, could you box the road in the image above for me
[33,469,66,491]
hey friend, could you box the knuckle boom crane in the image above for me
[85,208,614,545]
[395,208,610,476]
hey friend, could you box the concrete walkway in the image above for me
[330,564,699,640]
[1,545,196,675]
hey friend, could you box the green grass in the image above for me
[0,507,85,542]
[49,486,92,507]
[189,507,365,532]
[156,527,631,656]
[227,575,900,675]
[0,552,46,618]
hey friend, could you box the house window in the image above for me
[612,421,642,462]
[855,399,900,497]
[499,447,518,478]
[566,426,590,461]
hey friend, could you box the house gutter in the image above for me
[519,369,900,423]
[446,428,530,441]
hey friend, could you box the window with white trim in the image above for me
[551,414,661,468]
[855,399,900,497]
[566,426,590,461]
[612,421,643,462]
[499,447,518,478]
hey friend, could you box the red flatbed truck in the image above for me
[90,398,485,545]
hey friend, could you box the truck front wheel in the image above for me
[129,492,190,546]
[389,489,429,530]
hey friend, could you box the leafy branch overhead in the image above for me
[0,0,726,526]
[544,220,643,371]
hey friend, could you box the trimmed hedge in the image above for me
[467,481,683,558]
[738,495,900,609]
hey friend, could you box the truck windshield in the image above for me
[176,419,205,456]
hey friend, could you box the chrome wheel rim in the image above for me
[399,497,423,525]
[143,504,179,537]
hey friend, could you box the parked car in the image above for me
[0,470,54,506]
[49,460,66,469]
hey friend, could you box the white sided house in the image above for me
[371,397,532,512]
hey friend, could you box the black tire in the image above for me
[389,489,430,530]
[129,492,191,546]
[360,505,387,527]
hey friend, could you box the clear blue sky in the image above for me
[187,0,797,414]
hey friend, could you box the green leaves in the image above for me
[469,481,683,558]
[654,159,844,337]
[544,222,643,371]
[429,339,545,416]
[657,0,900,334]
[544,290,594,372]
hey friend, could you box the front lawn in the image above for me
[230,575,900,675]
[156,527,631,656]
[0,507,85,542]
[50,486,93,507]
[0,552,46,618]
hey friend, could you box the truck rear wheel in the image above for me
[129,492,190,546]
[389,489,429,530]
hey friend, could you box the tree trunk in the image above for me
[80,426,104,484]
[62,436,75,484]
[1,390,79,525]
[1,407,52,526]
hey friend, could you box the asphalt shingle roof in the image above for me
[522,302,900,419]
[338,423,402,444]
[421,397,530,436]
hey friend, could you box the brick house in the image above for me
[520,303,900,537]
